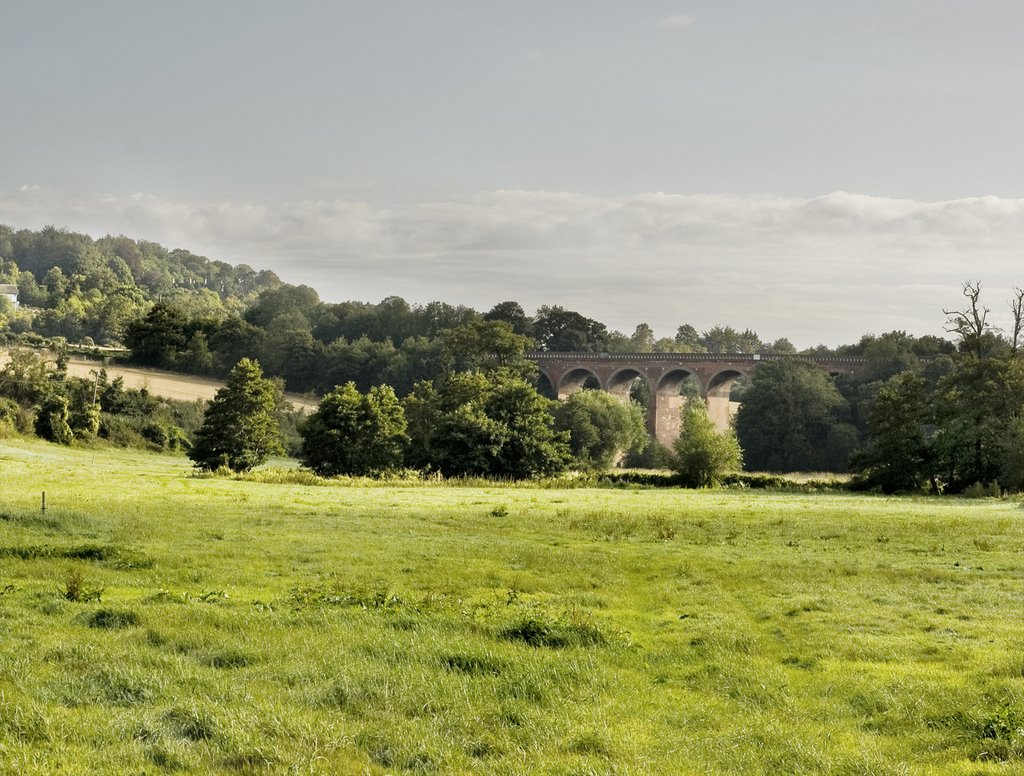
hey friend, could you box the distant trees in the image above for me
[189,359,283,471]
[849,283,1024,493]
[439,319,536,378]
[850,372,932,493]
[735,359,858,472]
[25,224,1024,493]
[533,306,610,352]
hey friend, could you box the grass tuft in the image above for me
[87,607,141,629]
[498,613,606,649]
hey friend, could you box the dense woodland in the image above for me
[3,224,1024,494]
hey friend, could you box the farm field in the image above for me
[0,438,1023,774]
[0,350,319,411]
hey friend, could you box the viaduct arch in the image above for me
[529,353,865,447]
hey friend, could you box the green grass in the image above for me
[1,437,1023,774]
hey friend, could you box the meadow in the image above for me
[0,438,1022,774]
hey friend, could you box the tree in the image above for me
[124,302,189,367]
[210,316,265,374]
[300,383,408,476]
[0,349,52,404]
[674,324,706,352]
[850,372,932,493]
[859,331,922,383]
[189,359,284,471]
[484,300,533,337]
[320,336,398,393]
[533,306,609,352]
[553,390,647,471]
[629,323,655,352]
[244,285,321,329]
[701,325,763,354]
[942,281,1007,360]
[439,319,536,378]
[734,359,857,472]
[932,357,1024,492]
[672,401,742,487]
[404,371,570,478]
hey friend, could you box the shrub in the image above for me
[672,402,742,488]
[34,392,74,444]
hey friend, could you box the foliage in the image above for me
[405,371,571,478]
[932,357,1024,492]
[33,391,73,444]
[672,401,742,487]
[850,372,933,493]
[439,319,536,378]
[483,300,533,336]
[532,305,610,352]
[735,359,858,472]
[188,359,283,471]
[0,348,52,403]
[553,390,647,471]
[300,382,408,476]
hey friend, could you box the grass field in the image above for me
[0,438,1023,774]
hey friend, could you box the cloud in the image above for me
[3,186,1023,346]
[659,13,696,30]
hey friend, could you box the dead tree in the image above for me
[943,281,995,360]
[1010,286,1024,356]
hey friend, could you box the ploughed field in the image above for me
[0,439,1022,774]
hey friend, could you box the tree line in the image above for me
[4,225,1023,492]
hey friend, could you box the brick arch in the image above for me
[556,367,601,398]
[606,367,648,400]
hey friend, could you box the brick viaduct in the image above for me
[528,353,865,447]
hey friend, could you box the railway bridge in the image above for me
[528,352,865,446]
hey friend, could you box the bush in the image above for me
[962,481,1002,499]
[0,397,20,431]
[98,414,148,448]
[672,402,742,488]
[34,393,74,445]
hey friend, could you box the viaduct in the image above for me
[528,352,865,447]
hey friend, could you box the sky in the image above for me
[3,0,1024,347]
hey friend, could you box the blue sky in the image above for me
[4,1,1024,345]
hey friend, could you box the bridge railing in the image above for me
[525,352,866,366]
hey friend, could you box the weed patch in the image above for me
[290,582,403,610]
[61,567,104,602]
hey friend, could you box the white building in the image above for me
[0,284,18,308]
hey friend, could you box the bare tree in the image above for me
[943,281,996,359]
[1010,287,1024,356]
